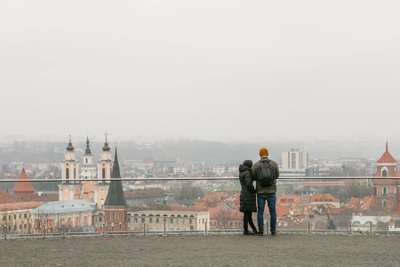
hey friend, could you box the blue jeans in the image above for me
[257,193,276,233]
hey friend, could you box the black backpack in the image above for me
[258,159,275,186]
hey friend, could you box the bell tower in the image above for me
[81,137,96,179]
[59,136,82,201]
[62,136,79,183]
[374,142,398,212]
[98,133,113,182]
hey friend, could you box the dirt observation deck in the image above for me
[1,233,399,267]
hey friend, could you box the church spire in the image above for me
[104,147,126,206]
[386,141,388,152]
[85,136,92,155]
[66,135,74,151]
[103,132,110,151]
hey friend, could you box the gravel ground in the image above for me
[1,233,399,267]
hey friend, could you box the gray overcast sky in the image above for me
[1,0,399,142]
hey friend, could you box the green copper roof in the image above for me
[104,148,127,207]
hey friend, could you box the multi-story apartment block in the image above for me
[280,149,309,177]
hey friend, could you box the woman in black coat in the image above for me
[239,160,258,235]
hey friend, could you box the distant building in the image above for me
[31,199,96,233]
[280,149,309,177]
[103,148,128,231]
[127,210,209,232]
[12,168,36,202]
[58,137,110,208]
[0,201,42,234]
[282,149,309,170]
[372,142,400,213]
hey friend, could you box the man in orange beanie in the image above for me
[251,147,279,236]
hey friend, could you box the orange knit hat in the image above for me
[259,147,269,157]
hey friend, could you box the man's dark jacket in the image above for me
[251,156,280,194]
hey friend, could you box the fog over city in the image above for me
[1,0,400,143]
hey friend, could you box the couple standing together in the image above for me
[239,147,279,236]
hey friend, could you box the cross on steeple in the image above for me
[66,135,74,151]
[103,132,110,151]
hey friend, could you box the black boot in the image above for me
[243,230,254,235]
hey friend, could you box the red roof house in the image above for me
[12,168,36,201]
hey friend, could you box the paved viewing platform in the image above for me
[1,233,399,266]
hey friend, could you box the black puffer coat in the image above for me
[239,165,257,212]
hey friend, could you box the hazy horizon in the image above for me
[1,1,399,142]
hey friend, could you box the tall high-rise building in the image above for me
[281,149,309,170]
[280,148,309,177]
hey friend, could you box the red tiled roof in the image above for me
[343,197,360,209]
[329,207,343,215]
[276,205,290,217]
[309,194,339,203]
[278,196,303,205]
[361,196,375,210]
[0,191,14,204]
[13,169,36,193]
[208,208,242,221]
[0,201,42,212]
[377,144,397,163]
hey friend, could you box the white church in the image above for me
[58,136,114,209]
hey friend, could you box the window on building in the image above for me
[156,218,159,223]
[170,219,174,224]
[134,218,138,223]
[149,218,153,223]
[141,218,145,223]
[24,214,27,219]
[382,169,388,177]
[102,168,106,178]
[382,200,387,209]
[290,152,297,169]
[383,187,387,196]
[66,168,69,179]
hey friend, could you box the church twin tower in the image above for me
[61,136,113,183]
[59,136,127,231]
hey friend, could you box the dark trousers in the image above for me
[257,193,276,233]
[243,211,257,232]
